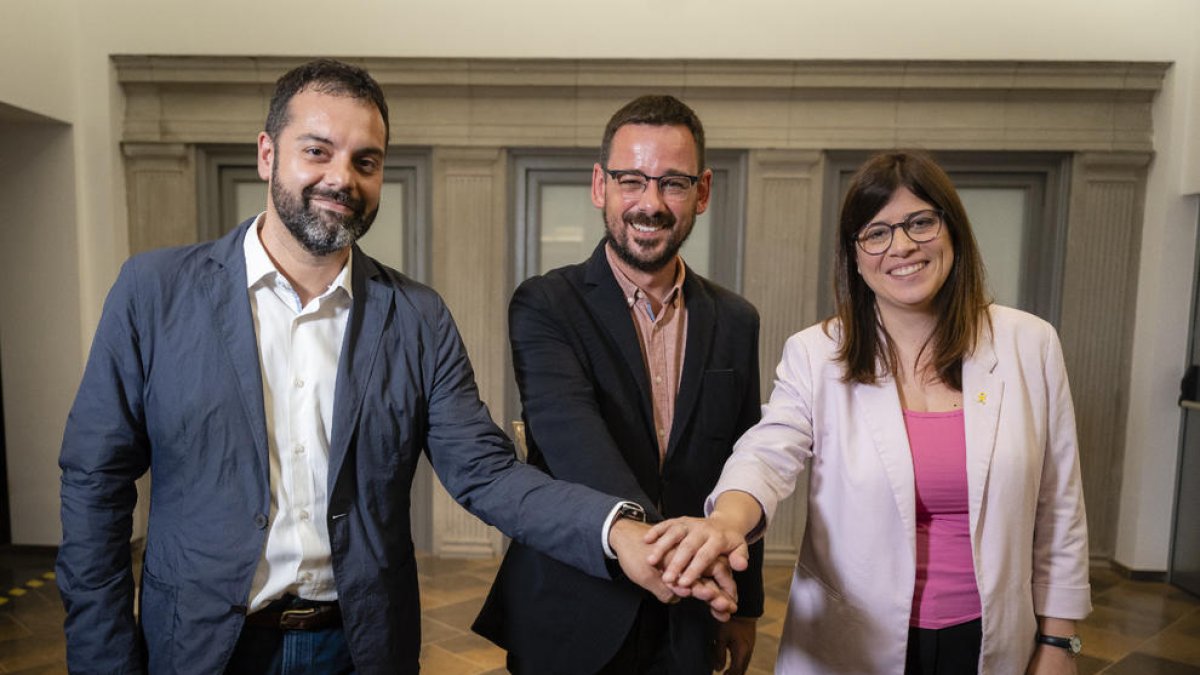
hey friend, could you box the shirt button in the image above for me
[654,375,663,384]
[300,572,312,583]
[294,378,304,389]
[253,513,268,529]
[294,443,305,455]
[299,510,310,522]
[658,428,665,436]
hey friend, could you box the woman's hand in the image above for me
[644,491,764,587]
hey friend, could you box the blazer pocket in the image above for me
[139,569,178,670]
[796,561,844,603]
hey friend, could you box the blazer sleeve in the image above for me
[731,311,766,618]
[708,331,816,528]
[421,295,621,580]
[56,259,152,674]
[1031,326,1092,619]
[507,278,660,517]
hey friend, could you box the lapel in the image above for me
[200,218,271,486]
[327,247,391,493]
[961,320,1002,542]
[854,375,917,540]
[666,268,713,461]
[582,242,654,427]
[852,322,1005,547]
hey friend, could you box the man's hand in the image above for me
[644,514,750,587]
[712,616,756,675]
[610,518,738,620]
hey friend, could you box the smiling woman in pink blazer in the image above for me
[650,151,1090,674]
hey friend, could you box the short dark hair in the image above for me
[265,58,390,145]
[830,150,992,390]
[599,95,705,171]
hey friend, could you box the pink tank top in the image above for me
[903,408,982,629]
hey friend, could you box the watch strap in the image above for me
[1036,633,1081,655]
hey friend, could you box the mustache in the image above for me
[303,185,365,214]
[624,211,675,229]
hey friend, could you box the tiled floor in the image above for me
[2,547,1199,674]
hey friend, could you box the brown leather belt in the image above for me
[243,602,342,631]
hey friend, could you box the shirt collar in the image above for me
[243,213,354,299]
[604,243,685,308]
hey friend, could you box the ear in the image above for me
[694,168,714,215]
[257,131,274,182]
[591,163,607,209]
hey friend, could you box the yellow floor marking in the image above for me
[25,579,44,588]
[8,588,27,597]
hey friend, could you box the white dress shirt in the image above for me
[243,216,352,611]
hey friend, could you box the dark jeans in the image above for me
[225,597,355,675]
[905,617,982,675]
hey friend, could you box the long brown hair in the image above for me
[830,151,991,390]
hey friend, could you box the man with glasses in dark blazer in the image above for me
[474,95,764,675]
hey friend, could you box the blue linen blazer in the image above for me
[56,219,620,674]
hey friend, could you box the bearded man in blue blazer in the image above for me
[56,60,734,675]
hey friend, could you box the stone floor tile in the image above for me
[1077,621,1147,663]
[420,616,465,645]
[0,613,34,642]
[1104,652,1200,674]
[423,597,488,633]
[1075,653,1111,675]
[432,633,506,669]
[1140,610,1200,667]
[418,643,488,675]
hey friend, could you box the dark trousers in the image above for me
[225,597,355,675]
[905,618,982,675]
[594,597,671,675]
[506,595,701,675]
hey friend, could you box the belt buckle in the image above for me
[279,606,319,630]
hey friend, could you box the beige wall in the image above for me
[0,0,75,123]
[1,0,1198,566]
[0,120,81,544]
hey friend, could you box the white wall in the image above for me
[2,0,1197,564]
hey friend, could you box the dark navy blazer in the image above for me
[57,219,620,674]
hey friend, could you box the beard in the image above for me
[270,159,378,256]
[604,208,693,273]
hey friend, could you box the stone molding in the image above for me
[115,56,1165,152]
[112,55,1165,560]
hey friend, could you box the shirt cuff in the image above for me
[601,501,640,559]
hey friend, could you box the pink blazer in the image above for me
[710,305,1091,674]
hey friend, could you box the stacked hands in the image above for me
[609,515,748,620]
[609,514,756,673]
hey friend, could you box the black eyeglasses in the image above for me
[854,209,944,255]
[604,168,700,201]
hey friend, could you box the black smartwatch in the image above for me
[1036,633,1082,656]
